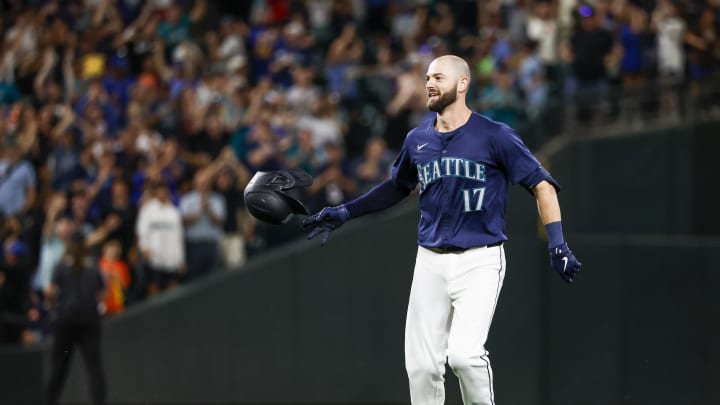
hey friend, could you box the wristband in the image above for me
[544,221,565,248]
[337,204,351,222]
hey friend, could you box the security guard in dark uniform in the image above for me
[45,233,107,405]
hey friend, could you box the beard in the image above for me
[427,84,458,113]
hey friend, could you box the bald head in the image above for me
[428,55,471,84]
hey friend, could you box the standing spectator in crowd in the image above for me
[131,157,182,208]
[526,0,561,84]
[98,239,130,316]
[44,234,107,405]
[112,5,161,76]
[284,126,319,174]
[64,190,97,238]
[286,64,320,116]
[99,179,137,264]
[0,215,32,344]
[566,4,616,123]
[245,118,285,172]
[306,141,357,212]
[49,129,84,192]
[362,40,398,111]
[183,113,231,166]
[180,170,225,279]
[34,104,76,184]
[33,193,73,294]
[209,148,250,270]
[214,16,249,71]
[0,135,36,217]
[351,137,394,194]
[86,149,120,220]
[156,1,207,55]
[619,5,652,122]
[384,55,427,153]
[13,104,38,159]
[653,0,686,118]
[517,39,550,115]
[479,66,523,127]
[685,6,719,109]
[325,21,364,108]
[269,15,315,89]
[296,92,346,155]
[620,5,652,88]
[135,181,184,296]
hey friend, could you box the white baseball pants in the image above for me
[405,244,506,405]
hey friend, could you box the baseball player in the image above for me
[302,55,581,405]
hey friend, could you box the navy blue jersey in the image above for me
[391,112,558,248]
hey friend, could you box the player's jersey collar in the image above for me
[428,112,475,140]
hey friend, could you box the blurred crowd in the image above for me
[1,0,719,346]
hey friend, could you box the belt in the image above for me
[424,241,502,254]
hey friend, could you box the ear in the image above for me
[458,77,469,92]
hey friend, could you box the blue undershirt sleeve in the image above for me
[344,179,412,218]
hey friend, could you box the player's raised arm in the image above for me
[533,180,582,283]
[301,178,413,245]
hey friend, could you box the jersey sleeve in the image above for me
[492,126,560,192]
[390,137,419,192]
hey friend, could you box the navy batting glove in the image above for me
[301,205,351,246]
[549,242,582,284]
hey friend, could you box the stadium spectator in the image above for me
[306,141,357,213]
[350,137,394,195]
[180,169,225,280]
[618,5,653,123]
[0,135,37,217]
[619,5,652,88]
[526,0,560,85]
[516,39,549,122]
[384,54,427,152]
[135,180,184,296]
[208,148,250,270]
[286,64,320,116]
[245,118,285,172]
[33,194,73,295]
[296,91,346,154]
[653,0,686,118]
[156,1,207,55]
[284,126,319,174]
[0,215,32,344]
[686,6,719,109]
[99,178,137,264]
[566,4,617,123]
[325,21,364,107]
[98,239,131,316]
[479,66,523,127]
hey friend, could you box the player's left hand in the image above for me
[549,242,581,284]
[301,205,351,246]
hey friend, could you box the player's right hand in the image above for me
[301,205,351,246]
[549,242,582,284]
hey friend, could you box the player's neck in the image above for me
[435,104,472,133]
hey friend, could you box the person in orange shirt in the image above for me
[98,240,130,316]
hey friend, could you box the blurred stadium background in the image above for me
[1,0,719,404]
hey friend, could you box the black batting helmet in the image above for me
[244,169,313,225]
